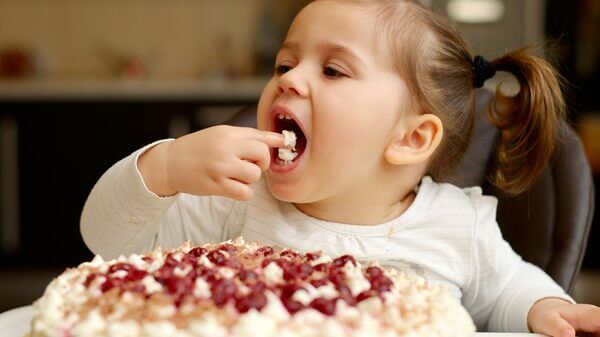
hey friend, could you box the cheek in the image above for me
[257,79,278,131]
[314,95,399,157]
[314,111,372,158]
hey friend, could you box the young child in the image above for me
[81,0,600,335]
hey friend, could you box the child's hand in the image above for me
[139,125,284,200]
[528,297,600,337]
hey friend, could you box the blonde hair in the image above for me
[315,0,566,195]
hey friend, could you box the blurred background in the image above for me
[0,0,598,312]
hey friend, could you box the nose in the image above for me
[277,68,309,97]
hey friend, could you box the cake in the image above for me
[31,237,475,337]
[278,130,298,163]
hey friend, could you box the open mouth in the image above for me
[271,110,307,166]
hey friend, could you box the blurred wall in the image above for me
[0,0,298,79]
[0,0,542,80]
[439,0,545,57]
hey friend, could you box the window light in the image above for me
[446,0,505,23]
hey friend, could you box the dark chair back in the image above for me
[449,89,595,293]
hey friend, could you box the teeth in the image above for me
[277,159,294,166]
[284,115,293,120]
[278,148,298,161]
[278,113,293,120]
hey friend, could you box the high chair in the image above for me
[448,88,595,293]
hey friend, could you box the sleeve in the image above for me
[80,140,238,260]
[461,192,574,332]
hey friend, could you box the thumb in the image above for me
[534,313,576,337]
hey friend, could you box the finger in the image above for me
[562,304,600,333]
[254,129,285,148]
[536,313,575,337]
[237,141,272,171]
[220,178,254,201]
[230,159,262,185]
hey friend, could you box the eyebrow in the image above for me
[279,41,368,69]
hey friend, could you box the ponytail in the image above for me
[486,46,566,195]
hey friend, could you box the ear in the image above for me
[385,114,443,166]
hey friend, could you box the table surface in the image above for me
[0,305,547,337]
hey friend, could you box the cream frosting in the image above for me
[31,237,475,337]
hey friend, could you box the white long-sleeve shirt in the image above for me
[80,141,573,333]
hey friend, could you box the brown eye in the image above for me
[275,65,292,75]
[323,66,346,78]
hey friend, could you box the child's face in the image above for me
[257,0,410,203]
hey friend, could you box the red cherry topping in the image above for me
[166,253,180,264]
[84,273,98,287]
[235,291,268,313]
[155,264,175,280]
[210,279,238,307]
[336,284,356,305]
[280,283,304,300]
[181,254,198,266]
[332,255,356,267]
[88,242,392,315]
[370,275,393,293]
[100,278,120,292]
[313,263,328,272]
[225,258,243,270]
[356,290,376,302]
[282,298,304,314]
[296,263,314,280]
[108,263,135,274]
[238,270,259,282]
[280,250,301,259]
[129,284,146,294]
[256,246,274,257]
[260,258,275,268]
[310,278,329,288]
[164,276,192,295]
[283,268,298,281]
[217,244,238,254]
[328,267,346,287]
[188,247,207,257]
[207,250,226,265]
[124,269,147,282]
[249,281,268,293]
[305,252,321,261]
[310,298,337,316]
[284,262,314,281]
[365,266,383,279]
[276,258,293,270]
[200,268,218,282]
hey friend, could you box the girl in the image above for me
[81,0,600,335]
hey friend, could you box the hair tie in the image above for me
[472,55,496,88]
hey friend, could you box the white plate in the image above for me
[0,306,34,337]
[0,305,545,337]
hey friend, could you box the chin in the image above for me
[265,175,306,203]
